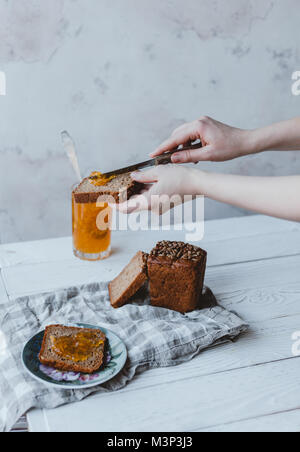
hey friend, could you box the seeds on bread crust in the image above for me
[150,240,206,262]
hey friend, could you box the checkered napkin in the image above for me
[0,282,247,432]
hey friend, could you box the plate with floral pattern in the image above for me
[22,323,127,389]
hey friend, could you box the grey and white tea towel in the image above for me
[0,282,248,432]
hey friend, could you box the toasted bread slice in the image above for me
[109,251,149,308]
[73,172,144,204]
[39,325,106,374]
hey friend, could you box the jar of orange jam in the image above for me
[72,190,112,261]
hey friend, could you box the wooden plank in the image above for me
[206,254,300,293]
[205,230,300,266]
[105,314,300,390]
[28,313,300,432]
[1,216,298,269]
[35,314,300,393]
[201,215,300,241]
[29,408,300,433]
[10,415,28,432]
[2,252,300,306]
[217,282,300,323]
[0,237,74,268]
[1,228,300,271]
[1,257,131,298]
[6,215,300,433]
[33,357,300,432]
[0,230,186,268]
[26,410,45,433]
[197,409,300,432]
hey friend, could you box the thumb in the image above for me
[131,168,159,183]
[171,145,213,163]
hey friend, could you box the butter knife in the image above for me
[99,141,203,179]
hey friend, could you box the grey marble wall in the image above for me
[0,0,299,243]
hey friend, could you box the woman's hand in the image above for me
[117,165,202,215]
[151,116,254,163]
[118,165,300,222]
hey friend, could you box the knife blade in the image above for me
[100,141,203,179]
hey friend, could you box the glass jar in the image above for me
[72,189,112,261]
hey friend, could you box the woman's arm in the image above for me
[196,171,300,222]
[150,117,300,163]
[119,166,300,223]
[251,117,300,152]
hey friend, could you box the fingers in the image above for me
[117,192,176,215]
[171,145,213,163]
[131,168,159,183]
[118,168,163,213]
[150,122,202,157]
[151,130,192,157]
[150,135,186,158]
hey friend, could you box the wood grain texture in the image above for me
[1,215,299,269]
[27,305,300,432]
[2,252,300,308]
[3,215,300,432]
[207,254,300,293]
[197,409,300,432]
[27,313,299,398]
[37,358,300,432]
[10,416,28,433]
[217,282,300,322]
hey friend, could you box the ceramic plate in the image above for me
[22,323,127,390]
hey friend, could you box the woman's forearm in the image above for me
[249,117,300,153]
[195,171,300,222]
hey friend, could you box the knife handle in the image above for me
[154,141,203,166]
[154,151,177,166]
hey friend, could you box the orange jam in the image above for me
[50,331,104,363]
[89,171,116,187]
[72,194,112,257]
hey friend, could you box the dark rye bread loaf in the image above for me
[39,325,106,374]
[73,172,144,204]
[109,251,149,308]
[147,241,207,313]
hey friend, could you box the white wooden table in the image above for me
[3,215,300,433]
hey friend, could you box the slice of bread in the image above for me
[109,251,149,308]
[73,172,144,204]
[39,325,106,374]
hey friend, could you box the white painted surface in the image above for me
[2,215,299,432]
[28,359,300,432]
[198,410,300,433]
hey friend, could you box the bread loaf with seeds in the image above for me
[147,241,207,313]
